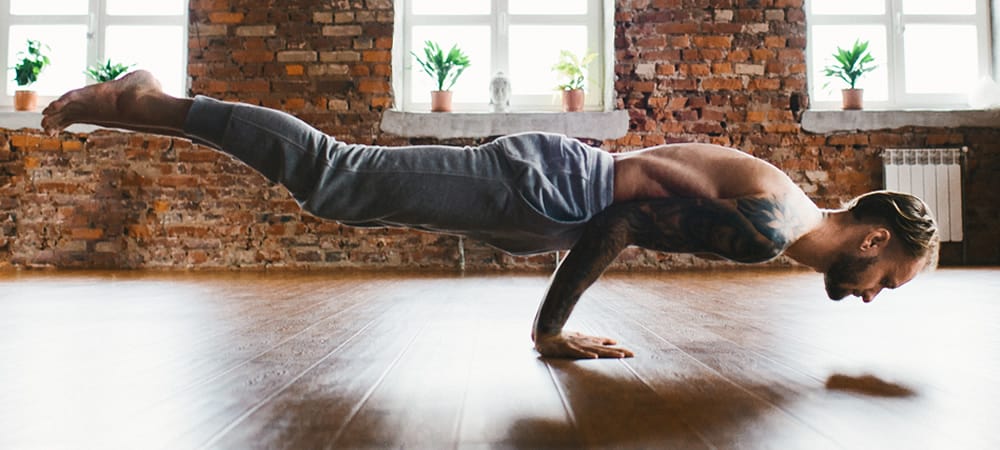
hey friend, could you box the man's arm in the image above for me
[532,194,806,359]
[532,203,635,359]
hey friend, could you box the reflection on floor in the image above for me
[0,267,997,449]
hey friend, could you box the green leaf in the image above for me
[822,39,877,89]
[410,40,470,91]
[10,39,51,86]
[551,49,597,91]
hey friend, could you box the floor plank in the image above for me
[0,268,997,449]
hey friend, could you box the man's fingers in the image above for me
[565,342,598,359]
[534,331,636,359]
[578,342,633,359]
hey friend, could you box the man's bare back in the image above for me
[613,143,790,200]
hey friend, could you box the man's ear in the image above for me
[859,227,891,253]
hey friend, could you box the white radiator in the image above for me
[883,148,966,242]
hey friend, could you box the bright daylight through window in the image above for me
[807,0,992,110]
[394,0,610,112]
[2,0,187,107]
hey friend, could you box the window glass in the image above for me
[904,25,978,94]
[10,0,87,15]
[901,0,976,15]
[105,26,186,96]
[106,0,185,15]
[809,0,884,15]
[410,26,490,103]
[509,25,589,95]
[7,25,88,96]
[411,0,489,15]
[810,25,889,101]
[509,0,588,15]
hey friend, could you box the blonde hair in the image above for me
[845,190,940,269]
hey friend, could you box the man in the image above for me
[41,71,939,359]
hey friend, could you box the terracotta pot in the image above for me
[841,88,864,110]
[14,90,38,111]
[430,90,453,112]
[562,89,585,112]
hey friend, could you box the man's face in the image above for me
[824,250,925,303]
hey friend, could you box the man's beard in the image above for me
[824,253,878,300]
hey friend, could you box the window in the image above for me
[806,0,993,110]
[392,0,613,112]
[2,0,187,108]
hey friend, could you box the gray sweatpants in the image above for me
[182,96,615,254]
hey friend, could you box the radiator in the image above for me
[882,148,966,242]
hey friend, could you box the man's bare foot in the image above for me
[41,70,185,136]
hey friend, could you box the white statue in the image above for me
[490,72,511,113]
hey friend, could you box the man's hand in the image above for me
[534,331,635,359]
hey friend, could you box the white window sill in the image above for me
[2,109,634,141]
[802,109,1000,133]
[380,110,630,140]
[0,111,102,133]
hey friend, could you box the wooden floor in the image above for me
[0,267,998,449]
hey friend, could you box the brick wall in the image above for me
[0,0,996,270]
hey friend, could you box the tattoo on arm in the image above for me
[532,193,807,339]
[629,193,805,263]
[533,207,633,338]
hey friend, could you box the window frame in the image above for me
[0,0,188,108]
[392,0,615,113]
[806,0,993,110]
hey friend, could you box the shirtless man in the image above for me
[41,71,939,359]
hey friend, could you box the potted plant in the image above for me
[823,39,877,110]
[411,41,471,112]
[85,59,133,83]
[11,39,51,111]
[552,50,597,112]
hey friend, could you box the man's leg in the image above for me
[42,70,192,137]
[40,71,523,238]
[43,70,350,209]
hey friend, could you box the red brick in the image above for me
[231,50,274,63]
[71,228,104,240]
[667,36,690,48]
[656,23,699,34]
[712,63,733,74]
[778,49,805,62]
[656,64,676,75]
[371,96,393,109]
[727,49,750,62]
[209,12,244,24]
[701,78,744,90]
[167,225,208,238]
[358,80,390,94]
[700,49,725,61]
[158,175,200,188]
[764,36,787,48]
[749,79,781,90]
[231,80,270,93]
[691,36,733,48]
[633,81,656,92]
[681,64,711,76]
[284,98,307,110]
[749,51,774,65]
[763,123,800,134]
[351,65,371,76]
[362,50,391,63]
